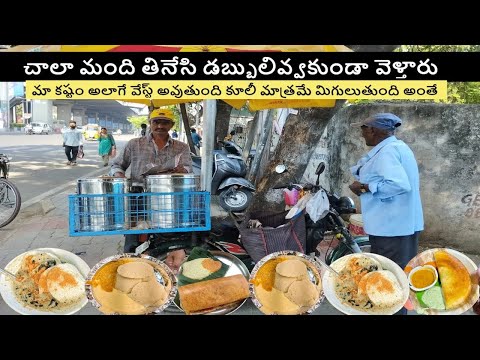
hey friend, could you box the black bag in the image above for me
[236,210,307,263]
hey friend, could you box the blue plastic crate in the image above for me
[68,191,211,236]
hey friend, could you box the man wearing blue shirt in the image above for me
[349,113,424,284]
[63,121,83,166]
[191,128,202,149]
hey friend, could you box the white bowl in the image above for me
[408,265,438,292]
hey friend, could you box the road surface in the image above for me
[0,132,133,202]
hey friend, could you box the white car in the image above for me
[31,122,52,135]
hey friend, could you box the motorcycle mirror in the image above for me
[315,162,326,175]
[275,164,287,174]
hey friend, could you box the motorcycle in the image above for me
[274,162,371,264]
[192,140,255,212]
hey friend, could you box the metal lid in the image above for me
[77,177,128,183]
[145,174,199,179]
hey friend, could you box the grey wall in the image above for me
[32,100,53,124]
[320,103,479,254]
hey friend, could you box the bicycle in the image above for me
[0,154,22,228]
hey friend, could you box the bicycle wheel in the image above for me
[0,178,22,228]
[325,236,371,265]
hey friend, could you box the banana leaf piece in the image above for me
[177,247,230,287]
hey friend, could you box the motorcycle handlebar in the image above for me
[272,183,319,191]
[338,208,357,214]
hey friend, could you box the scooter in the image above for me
[274,162,371,264]
[192,140,255,212]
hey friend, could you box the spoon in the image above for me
[314,257,341,277]
[0,268,18,281]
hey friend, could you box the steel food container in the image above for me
[145,174,200,228]
[77,177,129,231]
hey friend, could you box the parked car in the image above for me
[31,122,52,135]
[113,129,122,135]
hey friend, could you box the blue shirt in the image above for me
[191,132,202,146]
[350,136,424,237]
[63,129,83,147]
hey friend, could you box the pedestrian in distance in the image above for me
[63,120,83,166]
[98,127,117,167]
[140,123,147,137]
[349,113,424,315]
[191,128,202,150]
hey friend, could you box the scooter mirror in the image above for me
[275,164,287,174]
[315,162,326,175]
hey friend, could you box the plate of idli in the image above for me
[85,253,177,315]
[249,251,324,315]
[322,253,409,315]
[0,248,90,315]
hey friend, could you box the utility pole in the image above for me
[4,82,10,130]
[201,100,216,192]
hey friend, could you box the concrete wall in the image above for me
[56,103,73,125]
[303,103,480,254]
[32,100,53,124]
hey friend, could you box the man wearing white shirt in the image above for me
[63,120,83,166]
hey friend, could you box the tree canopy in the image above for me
[398,45,480,104]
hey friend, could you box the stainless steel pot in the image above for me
[145,174,200,228]
[77,177,129,232]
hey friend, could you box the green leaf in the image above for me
[176,247,230,287]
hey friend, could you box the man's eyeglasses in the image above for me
[151,119,173,125]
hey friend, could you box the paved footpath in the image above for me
[0,185,478,315]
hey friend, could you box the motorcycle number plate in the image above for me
[135,240,151,255]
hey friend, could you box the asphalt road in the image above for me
[0,132,133,202]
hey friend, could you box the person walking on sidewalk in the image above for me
[98,127,116,167]
[349,113,424,315]
[63,121,83,166]
[140,123,147,137]
[110,108,192,273]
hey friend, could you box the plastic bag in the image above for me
[285,192,313,219]
[77,145,84,159]
[283,188,300,206]
[305,189,330,223]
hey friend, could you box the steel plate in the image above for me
[173,251,250,315]
[249,251,324,315]
[85,253,177,315]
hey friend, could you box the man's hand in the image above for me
[114,172,126,178]
[165,249,186,274]
[349,181,364,196]
[172,166,188,174]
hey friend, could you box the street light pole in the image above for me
[4,82,9,130]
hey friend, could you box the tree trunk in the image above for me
[248,45,399,213]
[214,100,233,150]
[180,103,197,155]
[249,102,345,213]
